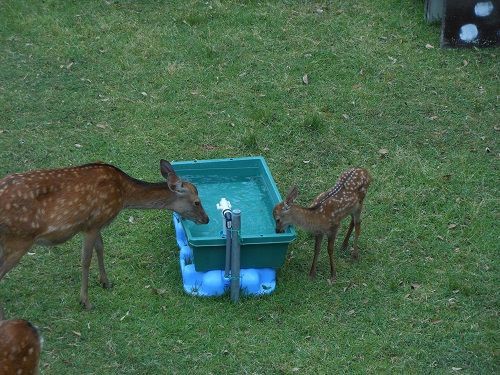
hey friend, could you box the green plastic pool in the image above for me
[172,157,296,272]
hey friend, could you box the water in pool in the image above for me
[181,175,277,238]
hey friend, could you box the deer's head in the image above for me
[161,160,209,225]
[273,186,298,233]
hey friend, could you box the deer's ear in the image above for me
[284,186,298,207]
[160,160,184,192]
[160,159,175,179]
[167,173,184,193]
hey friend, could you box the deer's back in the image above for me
[0,164,126,242]
[310,168,371,222]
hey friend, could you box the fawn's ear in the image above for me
[284,186,298,208]
[160,160,183,193]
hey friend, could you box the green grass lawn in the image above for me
[1,0,498,373]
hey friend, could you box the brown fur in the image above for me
[0,160,209,312]
[273,168,371,282]
[0,319,41,375]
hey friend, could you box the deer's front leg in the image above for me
[94,232,112,289]
[352,220,361,261]
[0,238,34,318]
[351,209,362,261]
[327,226,339,283]
[309,234,323,279]
[341,218,354,252]
[80,231,98,310]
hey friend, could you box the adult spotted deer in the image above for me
[0,160,209,312]
[0,319,41,375]
[273,168,371,283]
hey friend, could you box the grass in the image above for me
[0,0,498,373]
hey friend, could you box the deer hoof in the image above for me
[80,300,93,310]
[328,276,337,284]
[101,280,113,289]
[308,272,317,280]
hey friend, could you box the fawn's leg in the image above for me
[352,208,362,261]
[341,217,354,251]
[0,238,34,319]
[94,232,112,289]
[327,226,339,283]
[80,231,98,310]
[309,234,323,279]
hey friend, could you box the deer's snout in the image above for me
[275,224,285,233]
[199,214,209,225]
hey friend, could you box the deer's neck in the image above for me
[288,205,328,233]
[122,177,174,209]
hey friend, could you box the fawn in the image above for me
[0,319,41,375]
[273,168,371,282]
[0,160,209,312]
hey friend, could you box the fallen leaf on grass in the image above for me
[120,310,130,321]
[72,331,81,337]
[342,113,350,120]
[425,43,434,49]
[448,223,457,229]
[152,288,167,295]
[411,283,421,290]
[378,148,389,157]
[74,144,82,148]
[452,367,462,371]
[202,144,217,151]
[302,74,309,85]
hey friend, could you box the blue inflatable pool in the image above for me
[173,213,277,297]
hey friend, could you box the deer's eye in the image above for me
[194,201,200,206]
